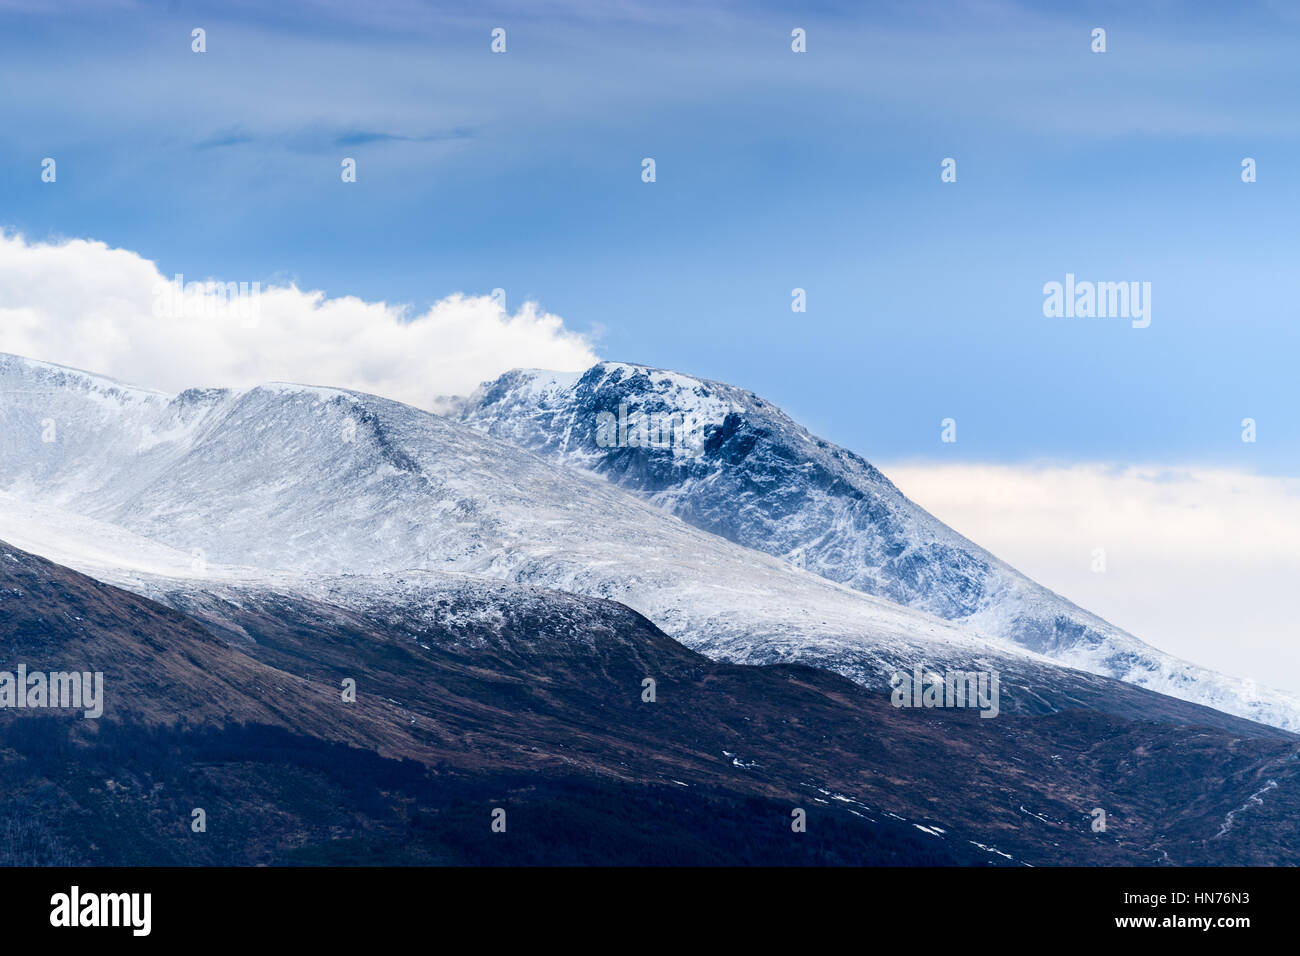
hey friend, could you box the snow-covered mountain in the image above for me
[456,360,1296,728]
[2,351,1296,731]
[0,354,1038,681]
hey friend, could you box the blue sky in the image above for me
[1,0,1297,471]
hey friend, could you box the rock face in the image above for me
[458,361,1300,730]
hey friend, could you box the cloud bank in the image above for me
[0,231,600,407]
[884,462,1300,695]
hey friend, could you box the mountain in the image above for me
[5,537,1300,866]
[0,353,1051,695]
[2,351,1296,736]
[457,361,1296,730]
[5,351,1300,866]
[0,485,1283,738]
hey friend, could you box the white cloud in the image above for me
[0,231,599,407]
[884,462,1300,695]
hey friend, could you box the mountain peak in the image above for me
[5,354,1298,733]
[459,362,1300,731]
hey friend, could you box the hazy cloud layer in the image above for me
[884,461,1300,694]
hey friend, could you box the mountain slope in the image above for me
[457,361,1295,729]
[0,352,1044,687]
[5,537,1299,866]
[0,488,1285,738]
[2,351,1296,733]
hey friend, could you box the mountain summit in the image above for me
[459,361,1295,729]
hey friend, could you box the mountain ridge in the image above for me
[2,350,1295,732]
[457,360,1294,729]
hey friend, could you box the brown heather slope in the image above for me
[1,539,1298,866]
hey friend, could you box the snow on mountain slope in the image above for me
[0,352,1045,690]
[456,361,1298,729]
[3,352,1297,731]
[3,490,1288,738]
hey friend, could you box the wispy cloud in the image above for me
[193,128,257,150]
[193,124,474,152]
